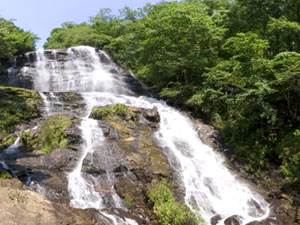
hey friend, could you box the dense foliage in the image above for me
[0,17,38,72]
[44,0,300,182]
[147,181,199,225]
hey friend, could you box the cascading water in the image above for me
[23,46,270,225]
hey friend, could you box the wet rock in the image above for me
[109,207,146,225]
[245,215,293,225]
[14,148,81,203]
[224,215,242,225]
[142,107,160,123]
[44,148,79,172]
[210,214,222,225]
[16,148,79,172]
[88,104,177,222]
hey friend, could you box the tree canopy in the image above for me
[0,17,38,72]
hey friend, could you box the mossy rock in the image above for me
[0,85,42,134]
[21,114,73,154]
[90,104,135,121]
[0,171,12,179]
[55,92,82,104]
[0,134,17,147]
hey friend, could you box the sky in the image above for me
[0,0,168,49]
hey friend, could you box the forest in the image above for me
[2,0,300,183]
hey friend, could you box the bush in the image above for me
[0,171,12,179]
[147,182,199,225]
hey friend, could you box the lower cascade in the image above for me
[2,46,271,225]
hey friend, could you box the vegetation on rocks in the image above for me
[21,115,72,154]
[147,180,199,225]
[40,115,72,153]
[0,86,41,134]
[45,0,300,183]
[1,135,16,146]
[0,171,12,179]
[90,103,130,120]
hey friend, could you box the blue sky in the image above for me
[0,0,169,49]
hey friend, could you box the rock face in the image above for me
[0,99,187,224]
[84,106,172,224]
[0,178,109,225]
[87,104,175,223]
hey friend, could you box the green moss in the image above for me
[147,180,201,225]
[0,85,41,134]
[124,193,135,207]
[90,104,132,120]
[40,115,72,154]
[58,92,81,104]
[0,171,12,179]
[20,131,40,151]
[21,115,72,154]
[1,135,16,145]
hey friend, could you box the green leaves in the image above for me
[0,18,37,71]
[44,23,109,49]
[266,17,300,54]
[147,182,199,225]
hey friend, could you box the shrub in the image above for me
[147,182,199,225]
[0,171,12,179]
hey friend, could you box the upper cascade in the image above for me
[5,46,149,96]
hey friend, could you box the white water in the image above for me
[39,92,50,114]
[68,117,105,209]
[30,46,269,225]
[0,137,20,177]
[4,137,20,154]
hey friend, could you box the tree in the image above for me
[0,17,38,72]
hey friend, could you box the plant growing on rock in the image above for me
[147,181,202,225]
[0,171,12,179]
[40,115,72,153]
[90,104,133,120]
[21,115,72,154]
[0,86,41,134]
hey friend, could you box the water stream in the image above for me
[14,46,270,224]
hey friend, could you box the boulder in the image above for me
[210,214,222,225]
[0,178,108,225]
[224,215,242,225]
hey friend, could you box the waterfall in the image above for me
[18,46,270,225]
